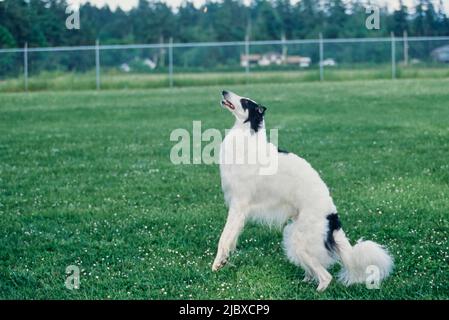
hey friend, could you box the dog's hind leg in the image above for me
[293,248,332,291]
[302,271,314,283]
[212,206,246,271]
[306,255,332,291]
[283,222,333,291]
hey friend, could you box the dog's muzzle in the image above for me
[221,91,235,110]
[221,99,235,110]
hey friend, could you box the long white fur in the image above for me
[212,91,393,291]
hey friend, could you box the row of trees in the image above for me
[0,0,448,77]
[0,0,448,49]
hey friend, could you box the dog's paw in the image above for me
[316,277,332,292]
[302,274,314,283]
[212,257,227,272]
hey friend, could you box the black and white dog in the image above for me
[213,90,393,291]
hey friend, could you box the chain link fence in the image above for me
[0,35,448,92]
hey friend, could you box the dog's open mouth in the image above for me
[222,99,235,110]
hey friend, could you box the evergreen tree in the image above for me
[275,0,294,39]
[324,0,348,38]
[413,0,426,36]
[424,0,438,35]
[293,0,321,39]
[252,0,282,40]
[392,0,409,36]
[0,25,16,48]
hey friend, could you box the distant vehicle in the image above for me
[320,58,337,67]
[431,45,449,63]
[120,63,131,72]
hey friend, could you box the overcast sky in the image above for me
[67,0,449,13]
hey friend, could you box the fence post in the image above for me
[319,33,324,82]
[169,37,173,88]
[391,32,396,80]
[403,30,409,66]
[245,35,250,76]
[24,42,28,92]
[281,33,287,64]
[95,39,101,90]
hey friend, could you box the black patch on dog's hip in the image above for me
[324,213,342,252]
[277,147,289,154]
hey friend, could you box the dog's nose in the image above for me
[222,90,229,96]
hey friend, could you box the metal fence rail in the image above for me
[1,35,449,91]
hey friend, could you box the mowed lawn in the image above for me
[0,79,448,299]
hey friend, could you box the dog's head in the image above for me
[220,90,267,132]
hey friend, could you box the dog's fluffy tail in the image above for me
[333,229,393,285]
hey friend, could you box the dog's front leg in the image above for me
[212,207,245,271]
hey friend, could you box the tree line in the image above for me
[0,0,448,49]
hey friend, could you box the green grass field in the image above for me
[1,65,449,92]
[1,79,448,299]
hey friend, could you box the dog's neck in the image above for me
[232,117,266,135]
[226,118,268,146]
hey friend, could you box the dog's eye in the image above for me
[257,106,266,114]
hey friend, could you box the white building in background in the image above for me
[240,54,262,67]
[241,52,312,68]
[143,58,157,69]
[286,56,312,68]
